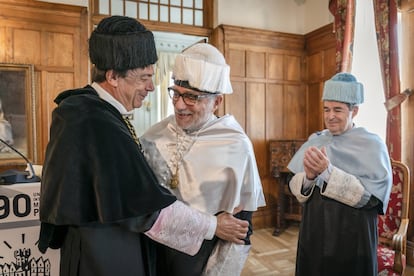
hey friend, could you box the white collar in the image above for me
[91,82,134,118]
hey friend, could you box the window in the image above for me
[94,0,205,27]
[131,32,206,135]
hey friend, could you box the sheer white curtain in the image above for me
[132,31,207,135]
[154,51,177,119]
[132,51,176,135]
[351,0,386,141]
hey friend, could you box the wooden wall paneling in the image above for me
[246,49,272,229]
[307,52,323,81]
[285,55,302,81]
[307,82,324,134]
[246,81,268,228]
[211,25,306,229]
[0,0,89,165]
[13,29,42,64]
[305,23,336,134]
[223,81,246,129]
[245,49,266,177]
[210,24,337,230]
[45,32,74,67]
[265,83,284,139]
[400,1,414,265]
[400,0,414,11]
[306,52,326,134]
[209,21,224,51]
[215,25,304,51]
[39,32,87,163]
[284,84,307,139]
[0,23,42,64]
[305,24,336,56]
[246,82,266,173]
[218,45,245,118]
[39,71,75,161]
[0,27,6,60]
[246,51,266,79]
[263,85,284,228]
[228,48,246,77]
[268,53,284,80]
[323,47,337,79]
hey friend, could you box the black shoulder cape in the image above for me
[40,85,176,226]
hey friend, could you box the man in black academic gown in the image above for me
[37,15,249,276]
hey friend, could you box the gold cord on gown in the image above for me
[123,117,143,152]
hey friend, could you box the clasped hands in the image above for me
[303,146,330,180]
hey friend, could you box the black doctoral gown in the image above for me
[295,186,378,276]
[37,85,176,276]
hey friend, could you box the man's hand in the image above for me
[215,212,248,244]
[303,146,330,179]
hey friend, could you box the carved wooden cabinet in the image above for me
[269,139,306,236]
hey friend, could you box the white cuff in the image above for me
[206,215,217,240]
[145,201,213,255]
[289,172,314,203]
[321,167,365,207]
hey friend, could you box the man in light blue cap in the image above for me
[287,72,392,276]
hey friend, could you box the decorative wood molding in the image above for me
[0,0,86,26]
[304,23,335,55]
[399,0,414,12]
[218,24,305,51]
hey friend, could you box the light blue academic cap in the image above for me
[322,73,364,105]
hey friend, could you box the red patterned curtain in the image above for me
[373,0,401,160]
[329,0,356,72]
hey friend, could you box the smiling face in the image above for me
[103,66,155,111]
[171,85,222,132]
[323,100,359,135]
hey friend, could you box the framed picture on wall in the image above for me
[0,63,37,165]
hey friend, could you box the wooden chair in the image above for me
[377,159,410,275]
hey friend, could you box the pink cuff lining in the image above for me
[145,201,215,255]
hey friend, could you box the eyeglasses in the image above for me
[167,87,214,106]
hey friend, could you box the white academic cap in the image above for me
[172,43,233,94]
[322,73,364,105]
